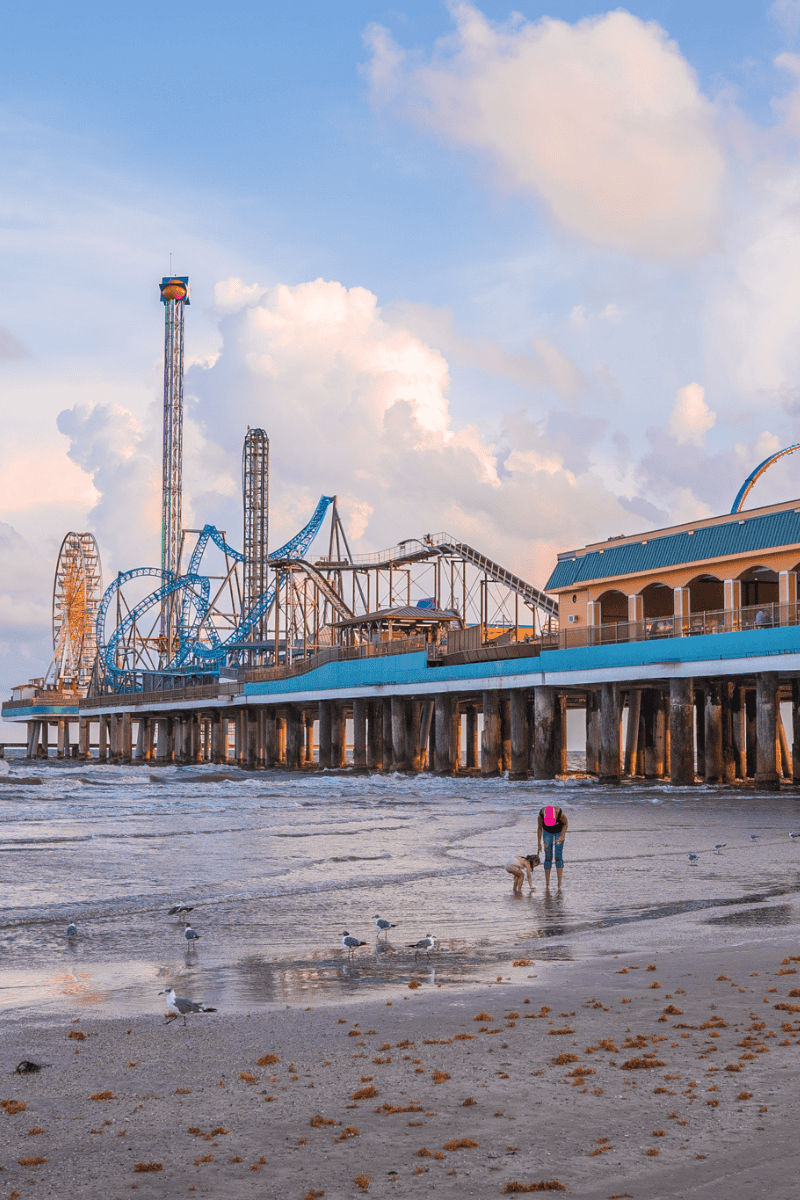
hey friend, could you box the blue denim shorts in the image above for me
[542,829,563,870]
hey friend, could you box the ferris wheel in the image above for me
[47,532,103,694]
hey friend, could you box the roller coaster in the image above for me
[93,484,559,693]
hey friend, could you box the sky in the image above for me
[4,0,800,720]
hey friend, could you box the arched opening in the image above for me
[739,566,778,608]
[688,574,724,614]
[598,589,628,625]
[641,582,673,619]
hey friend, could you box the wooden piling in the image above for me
[623,689,642,777]
[599,681,620,782]
[509,688,529,779]
[585,690,599,775]
[532,686,556,779]
[465,704,479,770]
[318,700,332,770]
[434,692,455,773]
[704,681,723,783]
[391,696,408,772]
[481,690,501,776]
[352,697,368,771]
[669,677,695,785]
[382,698,393,772]
[755,673,780,789]
[368,700,382,770]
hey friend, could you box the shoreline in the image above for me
[3,936,799,1198]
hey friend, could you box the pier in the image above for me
[8,492,800,789]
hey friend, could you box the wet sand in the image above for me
[3,937,799,1199]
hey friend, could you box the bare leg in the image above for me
[544,869,551,887]
[556,867,564,888]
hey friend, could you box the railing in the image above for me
[553,601,800,651]
[242,636,428,683]
[2,694,81,711]
[81,683,229,709]
[81,638,430,707]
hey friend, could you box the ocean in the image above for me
[1,756,799,1023]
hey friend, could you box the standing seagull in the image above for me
[714,844,726,852]
[168,904,194,916]
[687,853,699,862]
[341,931,367,957]
[374,915,396,938]
[750,834,761,841]
[789,832,800,840]
[183,924,201,947]
[66,922,77,937]
[158,986,217,1026]
[408,933,435,960]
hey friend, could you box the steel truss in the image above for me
[242,427,269,652]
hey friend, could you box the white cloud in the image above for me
[213,277,268,313]
[56,403,162,573]
[667,382,716,446]
[387,300,586,402]
[365,3,725,258]
[770,0,800,40]
[54,276,633,593]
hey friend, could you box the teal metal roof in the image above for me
[545,508,800,591]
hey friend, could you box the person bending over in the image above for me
[538,804,568,889]
[505,853,540,894]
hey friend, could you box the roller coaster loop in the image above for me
[97,496,334,677]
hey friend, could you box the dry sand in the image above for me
[2,939,800,1200]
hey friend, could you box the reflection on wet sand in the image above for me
[2,760,800,1019]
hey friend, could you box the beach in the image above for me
[2,760,800,1196]
[3,938,800,1199]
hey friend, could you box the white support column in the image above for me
[674,587,691,635]
[586,600,600,643]
[780,570,797,624]
[724,578,741,630]
[628,594,643,640]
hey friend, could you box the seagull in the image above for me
[374,915,396,937]
[342,931,367,956]
[687,853,699,861]
[408,934,435,959]
[750,834,761,841]
[66,922,77,937]
[168,904,194,916]
[158,986,217,1027]
[183,924,201,946]
[714,844,726,852]
[789,832,800,840]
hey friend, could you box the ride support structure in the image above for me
[242,428,269,656]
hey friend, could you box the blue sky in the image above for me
[4,1,800,708]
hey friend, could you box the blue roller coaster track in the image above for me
[731,444,800,513]
[97,496,333,681]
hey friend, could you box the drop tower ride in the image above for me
[159,275,190,661]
